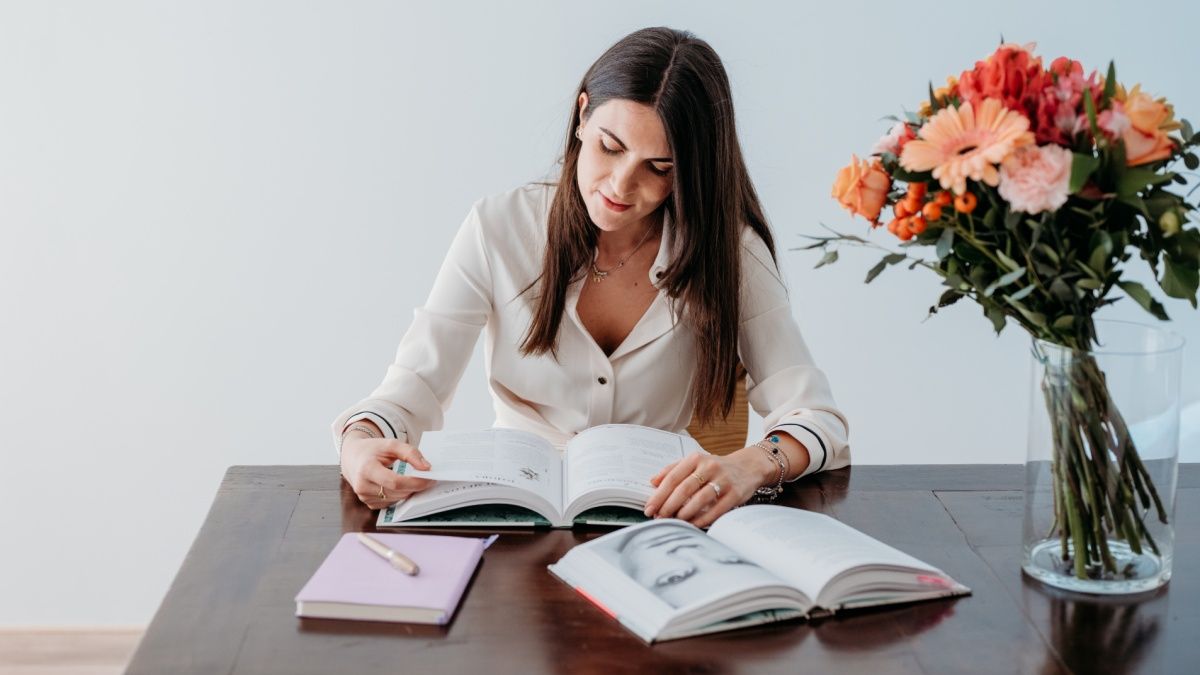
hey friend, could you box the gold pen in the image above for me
[357,532,420,576]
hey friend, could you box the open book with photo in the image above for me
[547,504,971,644]
[377,424,704,528]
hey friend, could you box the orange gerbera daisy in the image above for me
[900,98,1034,195]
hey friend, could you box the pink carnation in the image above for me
[871,121,915,156]
[998,144,1074,214]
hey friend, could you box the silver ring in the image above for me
[709,482,721,498]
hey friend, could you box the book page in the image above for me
[564,519,798,614]
[707,505,938,602]
[402,429,563,512]
[564,424,693,506]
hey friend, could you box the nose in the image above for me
[609,162,636,201]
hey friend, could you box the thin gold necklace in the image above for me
[590,223,656,283]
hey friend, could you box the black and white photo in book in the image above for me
[591,520,785,609]
[547,505,971,644]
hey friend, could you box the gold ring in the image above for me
[690,472,706,487]
[378,483,386,500]
[709,482,722,498]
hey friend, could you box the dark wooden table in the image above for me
[125,464,1199,674]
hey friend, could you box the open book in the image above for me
[377,424,704,528]
[547,504,971,644]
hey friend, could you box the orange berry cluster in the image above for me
[883,183,977,241]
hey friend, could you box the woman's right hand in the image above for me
[339,437,437,510]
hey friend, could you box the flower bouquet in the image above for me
[804,42,1199,587]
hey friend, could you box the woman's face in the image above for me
[618,523,765,608]
[575,93,675,234]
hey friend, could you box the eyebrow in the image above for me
[598,126,674,163]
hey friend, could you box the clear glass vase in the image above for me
[1022,319,1184,594]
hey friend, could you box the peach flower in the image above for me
[832,154,891,224]
[1120,85,1177,166]
[997,144,1073,214]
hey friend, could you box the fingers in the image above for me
[644,453,710,518]
[692,489,741,529]
[676,479,723,522]
[346,441,437,509]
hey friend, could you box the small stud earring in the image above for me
[575,126,582,139]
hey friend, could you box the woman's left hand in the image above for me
[643,449,768,528]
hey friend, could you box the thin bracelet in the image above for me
[752,435,786,501]
[339,423,381,453]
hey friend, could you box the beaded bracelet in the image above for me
[752,434,788,502]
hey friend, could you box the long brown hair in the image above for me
[519,26,778,426]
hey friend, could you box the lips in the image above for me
[601,192,631,212]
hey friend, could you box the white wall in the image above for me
[2,0,1198,625]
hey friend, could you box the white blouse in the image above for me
[331,181,850,479]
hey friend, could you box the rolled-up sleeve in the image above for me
[330,200,494,456]
[737,228,850,479]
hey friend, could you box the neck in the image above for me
[597,213,662,260]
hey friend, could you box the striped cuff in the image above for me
[766,422,828,481]
[336,411,408,457]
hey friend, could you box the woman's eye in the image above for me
[655,568,696,587]
[599,139,672,177]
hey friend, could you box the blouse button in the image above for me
[597,377,608,385]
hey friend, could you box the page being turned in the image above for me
[403,429,564,511]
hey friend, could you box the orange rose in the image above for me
[1120,85,1178,166]
[832,154,891,224]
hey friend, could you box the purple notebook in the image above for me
[295,532,492,625]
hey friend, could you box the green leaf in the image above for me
[1075,278,1103,291]
[1084,90,1100,139]
[1104,61,1117,102]
[1089,231,1113,274]
[1119,280,1171,320]
[1052,315,1076,332]
[1185,153,1199,171]
[938,289,963,308]
[996,250,1020,272]
[928,81,940,114]
[985,304,1007,334]
[936,228,955,260]
[1160,256,1199,306]
[1070,153,1101,193]
[883,253,906,265]
[1036,243,1061,265]
[984,266,1027,297]
[1116,168,1172,199]
[864,258,888,283]
[1183,118,1196,144]
[815,249,839,269]
[1008,284,1037,302]
[1005,297,1047,328]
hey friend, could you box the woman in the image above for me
[333,26,849,528]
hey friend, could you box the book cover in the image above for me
[295,531,490,624]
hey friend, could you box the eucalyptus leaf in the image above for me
[883,253,906,265]
[815,249,839,269]
[864,259,888,283]
[996,250,1020,272]
[1008,284,1037,302]
[984,266,1027,297]
[1075,278,1103,291]
[1052,315,1076,332]
[1036,243,1061,265]
[936,228,955,260]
